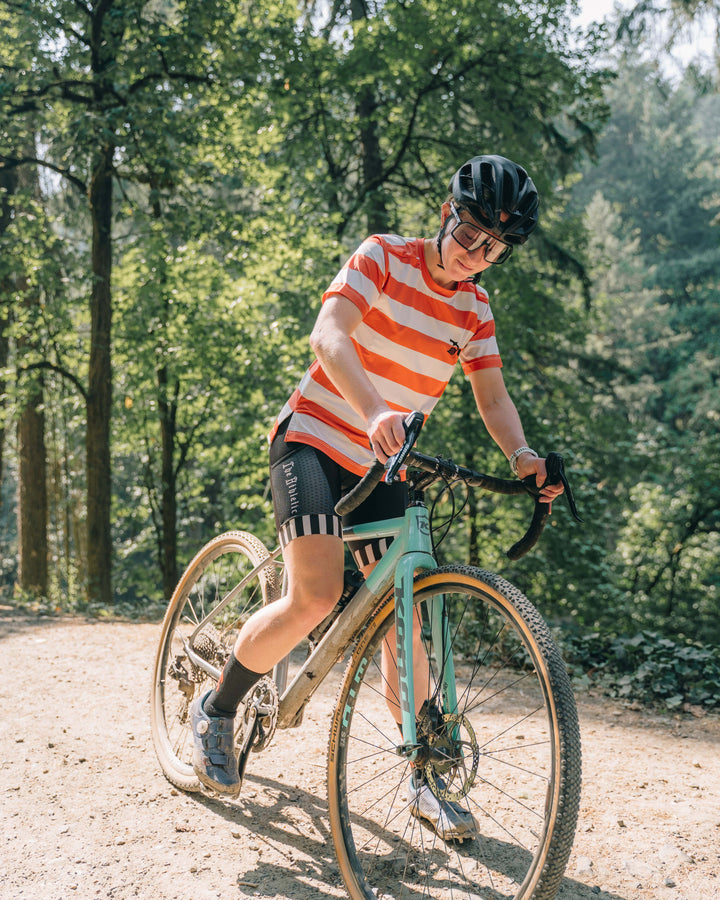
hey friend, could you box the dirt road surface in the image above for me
[1,611,718,900]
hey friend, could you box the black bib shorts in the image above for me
[269,419,408,568]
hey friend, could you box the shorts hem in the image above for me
[278,513,343,550]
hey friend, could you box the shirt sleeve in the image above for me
[321,236,389,316]
[459,288,502,372]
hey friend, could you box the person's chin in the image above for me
[456,263,477,280]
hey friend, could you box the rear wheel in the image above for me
[328,565,581,900]
[150,531,282,791]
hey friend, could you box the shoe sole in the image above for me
[194,767,241,796]
[192,749,241,797]
[410,802,476,842]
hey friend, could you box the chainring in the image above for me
[242,676,279,753]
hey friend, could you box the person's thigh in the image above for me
[269,428,343,548]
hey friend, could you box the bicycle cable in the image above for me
[427,470,470,561]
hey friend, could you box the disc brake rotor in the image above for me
[424,712,479,802]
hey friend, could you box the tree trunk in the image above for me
[158,365,178,600]
[357,88,389,234]
[350,0,389,235]
[0,309,8,505]
[18,380,48,595]
[86,145,114,606]
[0,166,17,507]
[15,158,49,598]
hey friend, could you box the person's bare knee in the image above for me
[232,533,343,672]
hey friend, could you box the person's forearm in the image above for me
[309,295,408,460]
[310,323,388,425]
[477,394,528,459]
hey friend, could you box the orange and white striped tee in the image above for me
[271,234,502,475]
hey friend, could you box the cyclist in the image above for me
[191,154,565,838]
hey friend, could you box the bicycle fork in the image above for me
[394,505,459,761]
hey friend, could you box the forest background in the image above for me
[1,0,719,710]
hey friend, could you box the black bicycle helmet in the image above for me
[448,155,539,244]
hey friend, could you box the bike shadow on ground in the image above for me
[191,771,344,897]
[190,771,631,900]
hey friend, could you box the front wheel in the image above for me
[328,565,581,900]
[150,531,282,791]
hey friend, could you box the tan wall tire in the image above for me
[149,531,281,792]
[327,565,581,900]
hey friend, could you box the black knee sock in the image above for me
[202,654,266,718]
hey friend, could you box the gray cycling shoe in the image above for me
[190,691,241,795]
[408,771,476,841]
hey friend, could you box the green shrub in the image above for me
[561,629,720,710]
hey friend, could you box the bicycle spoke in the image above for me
[150,532,281,792]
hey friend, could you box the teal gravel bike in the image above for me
[150,412,583,900]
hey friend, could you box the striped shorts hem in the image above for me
[278,513,343,550]
[352,537,393,569]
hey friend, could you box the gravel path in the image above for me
[1,611,718,900]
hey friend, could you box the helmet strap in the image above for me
[435,222,447,269]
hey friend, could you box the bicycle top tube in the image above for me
[340,516,405,543]
[274,504,435,731]
[343,505,435,597]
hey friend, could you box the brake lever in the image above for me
[384,411,425,483]
[521,451,582,523]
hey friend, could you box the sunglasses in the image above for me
[448,202,513,265]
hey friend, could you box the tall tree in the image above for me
[18,369,48,596]
[571,49,720,640]
[259,0,609,240]
[0,0,250,604]
[0,165,16,510]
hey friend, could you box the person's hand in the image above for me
[367,409,407,463]
[516,454,564,512]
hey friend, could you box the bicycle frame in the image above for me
[152,434,583,900]
[277,503,450,755]
[183,500,455,757]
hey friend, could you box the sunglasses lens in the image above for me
[451,221,513,264]
[453,223,482,251]
[486,242,513,264]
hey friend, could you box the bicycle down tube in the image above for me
[172,512,437,736]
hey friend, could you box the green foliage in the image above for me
[249,0,611,237]
[1,0,717,701]
[563,629,720,710]
[8,582,167,622]
[564,51,720,647]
